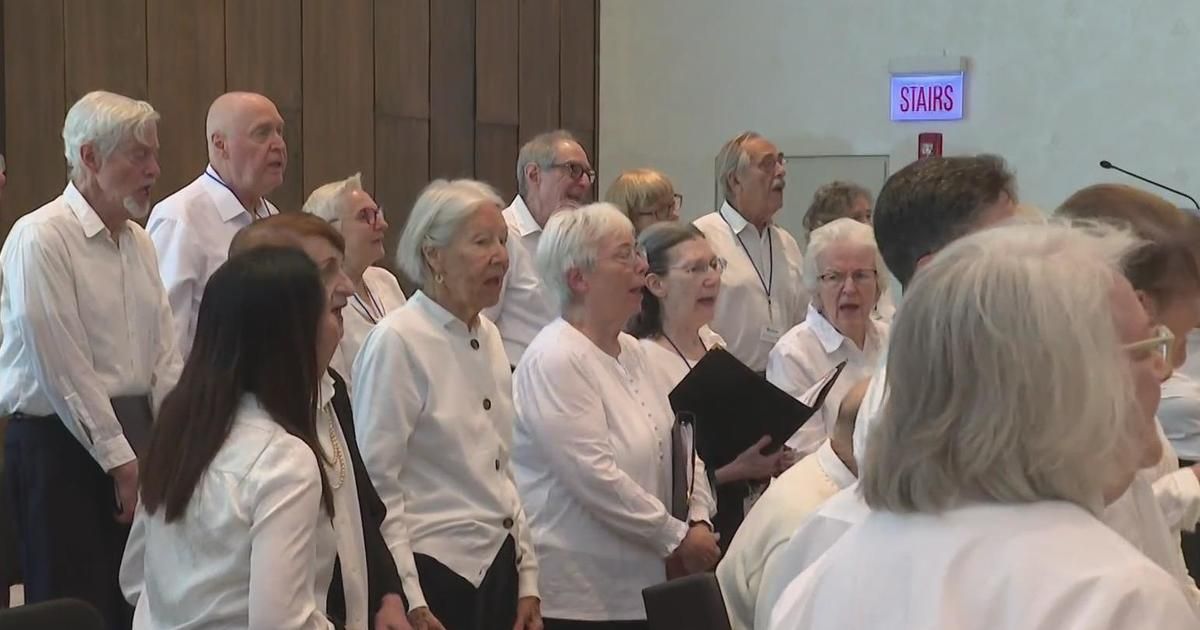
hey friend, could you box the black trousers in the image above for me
[1181,458,1200,586]
[542,620,648,630]
[413,535,518,630]
[4,414,132,630]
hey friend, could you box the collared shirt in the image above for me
[0,182,181,471]
[331,266,407,388]
[482,196,557,365]
[767,304,887,455]
[316,374,369,629]
[717,440,853,630]
[1160,371,1200,461]
[352,291,538,612]
[148,166,279,358]
[693,202,807,372]
[512,319,708,621]
[767,502,1197,630]
[120,395,337,629]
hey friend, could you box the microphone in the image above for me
[1099,160,1200,210]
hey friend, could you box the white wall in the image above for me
[598,0,1200,225]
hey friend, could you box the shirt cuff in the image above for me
[517,565,540,599]
[94,434,136,472]
[688,502,714,527]
[401,574,427,612]
[656,515,691,557]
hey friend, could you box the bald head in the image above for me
[206,92,287,202]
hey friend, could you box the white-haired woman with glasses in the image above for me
[766,218,889,457]
[303,173,406,384]
[512,203,720,628]
[352,179,541,630]
[629,221,788,548]
[770,222,1196,630]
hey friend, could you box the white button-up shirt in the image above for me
[693,202,807,372]
[768,501,1198,630]
[330,266,407,388]
[512,319,709,621]
[767,304,887,455]
[121,395,337,630]
[482,196,557,365]
[148,166,279,358]
[717,441,853,630]
[0,183,181,471]
[352,291,538,612]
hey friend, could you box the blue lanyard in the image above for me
[720,209,773,303]
[205,166,268,219]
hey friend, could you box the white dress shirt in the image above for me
[148,166,279,358]
[693,202,807,372]
[315,374,369,630]
[482,196,557,365]
[1160,371,1200,461]
[120,395,336,629]
[0,183,181,471]
[717,441,853,630]
[768,501,1198,630]
[330,266,407,387]
[512,319,710,621]
[352,291,538,612]
[767,303,887,455]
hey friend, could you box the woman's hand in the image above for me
[407,607,447,630]
[715,435,786,484]
[513,596,543,630]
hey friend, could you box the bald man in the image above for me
[148,92,287,358]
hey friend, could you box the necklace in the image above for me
[323,402,347,490]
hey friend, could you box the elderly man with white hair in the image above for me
[511,203,719,628]
[0,90,181,627]
[148,91,286,358]
[693,131,807,374]
[484,129,595,366]
[769,221,1197,629]
[303,173,406,383]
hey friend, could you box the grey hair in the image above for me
[537,202,635,312]
[714,131,761,205]
[396,179,504,285]
[63,91,159,178]
[860,220,1145,516]
[302,172,364,223]
[517,129,580,197]
[802,217,889,298]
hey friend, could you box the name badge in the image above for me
[760,325,783,345]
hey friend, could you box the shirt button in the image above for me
[503,517,515,529]
[494,459,501,471]
[483,398,492,410]
[470,339,480,350]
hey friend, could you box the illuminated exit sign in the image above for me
[890,72,964,121]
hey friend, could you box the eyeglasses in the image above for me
[671,256,727,276]
[756,153,787,173]
[818,269,878,287]
[635,193,684,222]
[332,206,385,229]
[611,244,648,267]
[549,161,597,183]
[1125,324,1174,363]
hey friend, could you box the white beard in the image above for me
[123,195,150,219]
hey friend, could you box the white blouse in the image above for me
[766,303,887,455]
[512,319,711,621]
[331,266,407,386]
[352,291,538,612]
[120,395,336,630]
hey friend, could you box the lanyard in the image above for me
[350,285,385,324]
[720,210,773,305]
[662,332,706,371]
[205,166,268,220]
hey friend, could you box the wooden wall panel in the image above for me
[477,0,518,126]
[429,0,475,179]
[475,124,519,203]
[147,0,226,203]
[3,0,66,232]
[303,0,375,200]
[63,0,147,104]
[560,0,596,182]
[518,0,560,144]
[226,0,304,212]
[375,116,429,278]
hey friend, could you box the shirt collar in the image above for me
[318,371,336,408]
[201,165,257,223]
[816,439,856,489]
[63,182,118,239]
[411,290,477,336]
[806,302,886,355]
[507,195,542,237]
[718,200,752,235]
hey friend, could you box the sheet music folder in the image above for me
[668,348,846,469]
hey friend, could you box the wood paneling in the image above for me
[429,0,475,179]
[476,0,518,126]
[375,116,429,274]
[303,0,375,198]
[476,124,519,203]
[147,0,226,203]
[226,0,304,212]
[560,0,596,186]
[63,0,147,104]
[2,0,66,232]
[518,0,561,143]
[375,0,430,120]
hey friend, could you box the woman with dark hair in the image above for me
[630,221,788,548]
[120,246,342,629]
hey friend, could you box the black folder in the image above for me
[668,348,846,469]
[111,395,153,458]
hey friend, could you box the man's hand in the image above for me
[374,594,412,630]
[670,524,721,574]
[407,606,447,630]
[111,459,139,524]
[513,596,543,630]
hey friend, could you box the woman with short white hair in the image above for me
[303,173,406,383]
[767,218,888,456]
[511,203,720,628]
[353,179,541,630]
[769,222,1197,630]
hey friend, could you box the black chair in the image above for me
[643,572,733,630]
[0,598,105,630]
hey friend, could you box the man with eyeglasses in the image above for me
[694,131,807,375]
[148,91,287,359]
[484,129,596,366]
